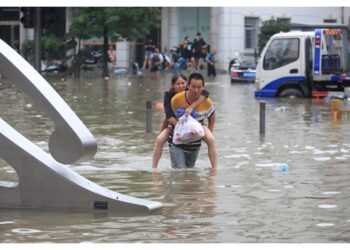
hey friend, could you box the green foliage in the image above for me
[42,35,62,61]
[21,39,34,60]
[258,19,290,55]
[69,7,161,41]
[21,37,63,63]
[69,7,161,77]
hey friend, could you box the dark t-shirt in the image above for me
[181,42,194,59]
[193,38,206,56]
[145,42,155,53]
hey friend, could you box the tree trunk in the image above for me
[102,25,109,78]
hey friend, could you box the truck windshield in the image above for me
[263,38,299,70]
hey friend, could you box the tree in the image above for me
[42,35,62,63]
[21,39,34,63]
[69,7,161,78]
[258,19,290,55]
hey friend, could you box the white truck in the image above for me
[255,28,350,98]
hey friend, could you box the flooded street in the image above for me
[1,71,350,242]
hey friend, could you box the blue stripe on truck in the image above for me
[255,76,306,97]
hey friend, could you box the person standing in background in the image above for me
[200,45,209,70]
[149,47,164,77]
[107,45,116,68]
[206,50,217,77]
[142,39,156,69]
[180,36,194,71]
[193,32,207,70]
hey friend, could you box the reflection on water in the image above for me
[1,73,350,242]
[151,169,218,242]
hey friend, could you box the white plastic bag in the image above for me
[172,115,205,144]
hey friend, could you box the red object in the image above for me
[312,91,328,99]
[231,71,239,77]
[155,102,164,109]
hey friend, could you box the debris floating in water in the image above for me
[313,157,331,161]
[12,228,42,234]
[316,223,335,227]
[322,191,340,195]
[268,189,282,192]
[216,185,242,189]
[0,221,15,225]
[275,106,286,112]
[318,204,337,209]
[273,163,290,171]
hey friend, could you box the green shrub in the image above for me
[258,19,290,55]
[21,39,34,60]
[42,35,62,61]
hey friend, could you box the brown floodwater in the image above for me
[1,71,350,243]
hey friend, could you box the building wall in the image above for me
[161,7,350,70]
[177,7,211,43]
[161,7,180,52]
[116,40,129,68]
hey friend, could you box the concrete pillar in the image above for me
[169,7,180,50]
[210,7,219,50]
[19,25,34,51]
[161,7,180,51]
[161,8,169,51]
[116,40,130,68]
[214,7,232,70]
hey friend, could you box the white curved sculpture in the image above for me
[0,39,161,213]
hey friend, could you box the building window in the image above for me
[244,17,259,50]
[324,19,337,23]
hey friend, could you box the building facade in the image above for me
[1,7,350,70]
[161,7,350,70]
[0,7,20,50]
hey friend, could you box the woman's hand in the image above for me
[185,106,193,116]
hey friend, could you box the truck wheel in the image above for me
[279,88,303,98]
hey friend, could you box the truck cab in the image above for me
[255,28,350,98]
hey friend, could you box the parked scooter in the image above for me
[83,50,103,67]
[41,63,66,74]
